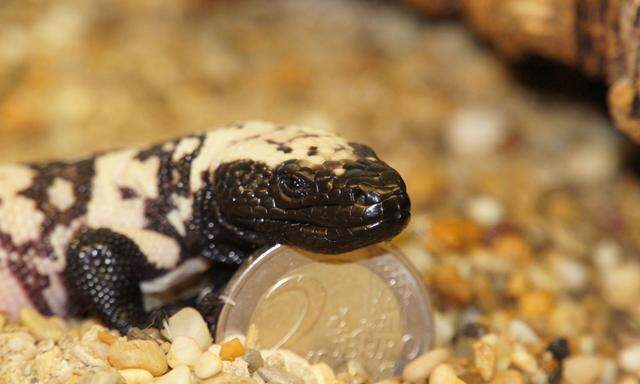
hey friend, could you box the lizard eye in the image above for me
[279,174,310,198]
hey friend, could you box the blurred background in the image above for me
[1,1,640,377]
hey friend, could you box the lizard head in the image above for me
[209,123,410,254]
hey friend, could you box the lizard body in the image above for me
[0,121,410,332]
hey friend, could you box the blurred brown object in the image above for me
[402,0,640,143]
[402,0,460,16]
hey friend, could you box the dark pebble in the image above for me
[461,322,488,338]
[547,366,562,384]
[547,337,570,361]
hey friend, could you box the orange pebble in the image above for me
[220,338,245,361]
[98,330,118,345]
[428,265,473,306]
[429,217,483,252]
[519,290,555,320]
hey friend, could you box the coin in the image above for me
[215,244,434,380]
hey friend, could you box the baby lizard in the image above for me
[0,121,410,332]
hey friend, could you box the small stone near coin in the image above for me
[402,348,450,382]
[194,351,223,379]
[164,308,212,350]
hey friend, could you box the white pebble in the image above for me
[552,257,589,292]
[446,107,507,157]
[563,355,603,384]
[429,364,465,384]
[508,320,541,345]
[619,344,640,374]
[167,336,202,368]
[77,370,123,384]
[466,195,504,226]
[402,349,450,383]
[73,345,107,367]
[155,366,193,384]
[6,331,35,352]
[601,262,640,309]
[164,308,212,349]
[566,141,618,183]
[194,351,223,379]
[208,344,222,356]
[511,349,537,374]
[434,312,455,346]
[600,359,618,384]
[593,240,622,270]
[119,369,154,384]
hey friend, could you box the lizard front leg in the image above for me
[65,228,167,333]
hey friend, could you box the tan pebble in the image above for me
[619,343,640,374]
[491,234,531,263]
[601,262,640,309]
[161,341,172,353]
[563,355,603,384]
[506,273,529,298]
[466,195,504,227]
[598,358,617,384]
[618,375,640,384]
[164,307,212,349]
[155,365,193,384]
[91,340,111,359]
[490,370,524,384]
[34,348,61,379]
[510,349,537,374]
[507,320,541,346]
[428,265,473,305]
[403,348,451,383]
[220,338,245,361]
[518,290,554,320]
[6,331,36,351]
[20,307,64,341]
[98,330,118,345]
[223,357,252,377]
[77,369,125,384]
[107,339,168,376]
[73,345,107,367]
[474,342,496,381]
[167,336,202,368]
[311,362,336,384]
[446,107,507,157]
[429,364,465,384]
[118,369,154,384]
[201,373,255,383]
[208,344,222,355]
[194,351,223,379]
[428,217,483,252]
[375,378,402,384]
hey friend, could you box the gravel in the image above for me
[0,0,638,383]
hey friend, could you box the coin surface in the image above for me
[216,244,434,379]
